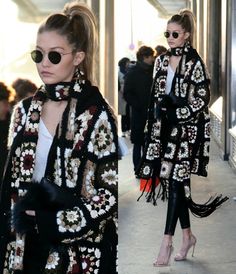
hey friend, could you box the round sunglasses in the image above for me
[31,50,73,65]
[164,31,183,39]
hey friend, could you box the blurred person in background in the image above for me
[0,82,14,180]
[124,45,155,176]
[154,45,167,58]
[12,78,38,102]
[0,1,117,273]
[118,57,130,137]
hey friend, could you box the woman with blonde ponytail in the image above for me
[0,1,117,273]
[137,9,228,267]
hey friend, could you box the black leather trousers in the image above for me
[164,180,190,235]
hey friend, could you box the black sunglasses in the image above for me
[31,50,73,65]
[164,31,183,39]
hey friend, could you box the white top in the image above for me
[32,119,53,182]
[166,65,175,94]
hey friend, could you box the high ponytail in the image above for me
[38,1,98,83]
[168,9,196,46]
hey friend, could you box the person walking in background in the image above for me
[118,57,130,137]
[124,46,154,175]
[154,44,167,58]
[0,1,117,273]
[12,78,38,102]
[0,82,14,180]
[137,9,228,267]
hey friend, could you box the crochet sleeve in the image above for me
[36,108,118,243]
[7,101,27,148]
[166,60,210,124]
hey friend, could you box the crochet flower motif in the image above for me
[74,82,82,92]
[146,142,160,160]
[187,125,197,144]
[143,165,151,176]
[203,142,210,157]
[74,109,94,151]
[25,101,42,134]
[191,61,205,83]
[19,142,36,180]
[190,97,204,112]
[65,153,81,188]
[85,189,116,219]
[165,143,176,159]
[158,76,166,93]
[101,169,118,186]
[177,141,189,159]
[204,122,211,138]
[176,107,191,119]
[55,85,70,99]
[81,247,101,274]
[160,161,172,179]
[11,102,26,141]
[173,161,190,182]
[151,122,161,141]
[57,208,87,233]
[88,111,115,158]
[198,87,207,97]
[45,252,60,270]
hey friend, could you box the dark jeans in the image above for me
[164,180,190,235]
[133,144,144,172]
[121,104,130,132]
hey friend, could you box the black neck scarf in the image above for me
[44,70,85,101]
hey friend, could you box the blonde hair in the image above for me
[38,1,98,83]
[168,9,196,46]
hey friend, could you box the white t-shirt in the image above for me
[32,119,53,182]
[166,65,175,94]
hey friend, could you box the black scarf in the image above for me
[44,70,85,101]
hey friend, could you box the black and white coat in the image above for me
[0,82,118,274]
[138,43,211,201]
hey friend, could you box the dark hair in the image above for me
[118,57,130,68]
[12,78,38,101]
[168,9,196,45]
[136,46,154,62]
[155,45,167,57]
[0,82,11,101]
[38,1,97,82]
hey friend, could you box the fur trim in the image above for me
[12,183,50,235]
[12,178,80,234]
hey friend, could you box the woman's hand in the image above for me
[25,210,36,216]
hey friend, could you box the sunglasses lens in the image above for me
[172,32,179,39]
[164,32,170,38]
[31,50,43,63]
[48,51,61,64]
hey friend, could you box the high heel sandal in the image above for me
[153,242,174,267]
[174,234,197,261]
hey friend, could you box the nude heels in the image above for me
[153,242,174,267]
[174,234,197,261]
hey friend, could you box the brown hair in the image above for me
[12,78,37,101]
[136,46,154,62]
[0,82,15,102]
[168,9,196,46]
[38,1,97,83]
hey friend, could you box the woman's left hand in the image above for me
[25,210,36,216]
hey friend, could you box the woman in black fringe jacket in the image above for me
[0,2,117,274]
[137,9,228,267]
